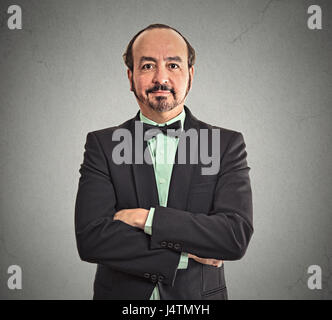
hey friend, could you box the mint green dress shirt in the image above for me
[140,109,189,300]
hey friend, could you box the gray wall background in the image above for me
[0,0,331,299]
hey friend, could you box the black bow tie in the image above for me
[143,120,182,139]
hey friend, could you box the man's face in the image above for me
[128,28,194,113]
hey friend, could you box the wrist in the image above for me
[136,208,149,229]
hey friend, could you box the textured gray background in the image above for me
[0,0,331,299]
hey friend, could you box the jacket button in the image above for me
[151,274,157,283]
[158,275,164,282]
[144,273,150,278]
[167,242,173,248]
[161,241,167,247]
[174,243,181,250]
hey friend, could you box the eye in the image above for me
[142,63,154,70]
[169,63,179,69]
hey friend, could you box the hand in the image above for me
[113,208,149,230]
[188,253,223,267]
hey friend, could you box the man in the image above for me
[75,24,253,300]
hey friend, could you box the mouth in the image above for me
[150,91,171,95]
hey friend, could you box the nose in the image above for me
[152,65,169,85]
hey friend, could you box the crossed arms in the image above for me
[75,131,253,285]
[113,208,223,267]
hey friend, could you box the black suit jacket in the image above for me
[74,106,253,300]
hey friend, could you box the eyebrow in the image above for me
[139,56,183,64]
[166,56,183,63]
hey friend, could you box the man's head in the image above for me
[123,24,195,119]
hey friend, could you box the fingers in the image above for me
[187,253,197,259]
[192,257,223,267]
[212,259,223,267]
[188,253,224,267]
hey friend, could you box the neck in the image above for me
[139,104,184,124]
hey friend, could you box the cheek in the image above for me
[135,75,151,91]
[175,76,189,92]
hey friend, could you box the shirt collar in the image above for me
[139,108,186,130]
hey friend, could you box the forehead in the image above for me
[132,28,188,62]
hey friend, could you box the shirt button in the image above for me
[167,242,173,248]
[159,178,166,184]
[144,273,150,279]
[158,275,164,282]
[161,241,167,247]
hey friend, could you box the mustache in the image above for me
[146,84,175,95]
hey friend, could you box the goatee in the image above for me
[131,74,191,113]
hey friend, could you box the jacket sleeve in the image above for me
[144,207,189,269]
[74,132,181,285]
[149,132,254,261]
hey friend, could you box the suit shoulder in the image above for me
[87,118,133,140]
[195,118,243,140]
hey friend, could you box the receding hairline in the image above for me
[131,27,188,59]
[123,24,196,72]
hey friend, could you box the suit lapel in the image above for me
[129,112,159,209]
[167,106,199,210]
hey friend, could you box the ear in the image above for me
[127,69,133,91]
[189,66,194,90]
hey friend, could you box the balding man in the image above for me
[75,24,253,300]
